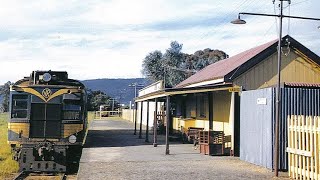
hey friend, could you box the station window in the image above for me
[186,96,196,118]
[196,94,208,118]
[11,94,28,119]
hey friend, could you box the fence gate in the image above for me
[287,115,320,179]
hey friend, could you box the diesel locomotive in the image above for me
[8,71,87,172]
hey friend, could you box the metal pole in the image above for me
[139,101,143,139]
[239,12,320,21]
[274,0,283,177]
[153,98,158,147]
[145,100,150,142]
[165,96,170,155]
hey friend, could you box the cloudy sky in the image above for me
[0,0,319,84]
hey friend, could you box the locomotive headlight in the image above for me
[68,135,77,144]
[42,73,52,82]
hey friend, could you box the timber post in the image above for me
[208,92,213,130]
[134,102,137,135]
[165,95,170,155]
[139,101,143,139]
[145,100,149,142]
[153,98,158,147]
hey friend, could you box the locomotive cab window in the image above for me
[11,94,28,119]
[63,99,81,120]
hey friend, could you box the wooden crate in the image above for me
[198,130,224,155]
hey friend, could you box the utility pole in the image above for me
[274,1,284,177]
[111,98,114,111]
[129,83,144,135]
[129,83,144,107]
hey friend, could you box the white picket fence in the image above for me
[287,115,320,180]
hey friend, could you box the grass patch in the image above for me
[87,111,95,124]
[83,111,95,145]
[0,113,19,179]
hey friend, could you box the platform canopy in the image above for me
[135,82,234,102]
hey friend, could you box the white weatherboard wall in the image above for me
[135,80,165,128]
[122,109,135,122]
[136,101,163,127]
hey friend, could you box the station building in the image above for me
[132,35,320,170]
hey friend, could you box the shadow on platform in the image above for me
[83,129,184,148]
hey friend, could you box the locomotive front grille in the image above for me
[30,103,61,138]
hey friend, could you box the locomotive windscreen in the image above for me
[11,94,28,119]
[30,103,61,138]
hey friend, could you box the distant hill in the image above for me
[82,78,151,105]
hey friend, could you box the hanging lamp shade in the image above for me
[231,15,246,24]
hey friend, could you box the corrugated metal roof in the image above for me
[135,83,233,102]
[285,82,320,88]
[176,39,278,88]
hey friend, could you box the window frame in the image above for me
[11,94,29,120]
[196,93,208,119]
[62,99,82,120]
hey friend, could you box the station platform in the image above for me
[77,118,286,180]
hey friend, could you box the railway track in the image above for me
[13,171,29,180]
[61,173,67,180]
[13,171,68,180]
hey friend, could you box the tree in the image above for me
[186,48,228,71]
[142,41,186,87]
[0,81,12,112]
[86,89,111,111]
[163,41,186,87]
[141,41,228,88]
[141,50,164,83]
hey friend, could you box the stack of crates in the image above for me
[198,130,224,155]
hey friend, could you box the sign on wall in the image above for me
[257,98,267,105]
[138,81,164,97]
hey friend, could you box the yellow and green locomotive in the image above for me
[8,71,87,172]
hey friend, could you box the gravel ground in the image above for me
[77,119,289,180]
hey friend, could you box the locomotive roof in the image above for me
[13,71,85,88]
[13,78,85,88]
